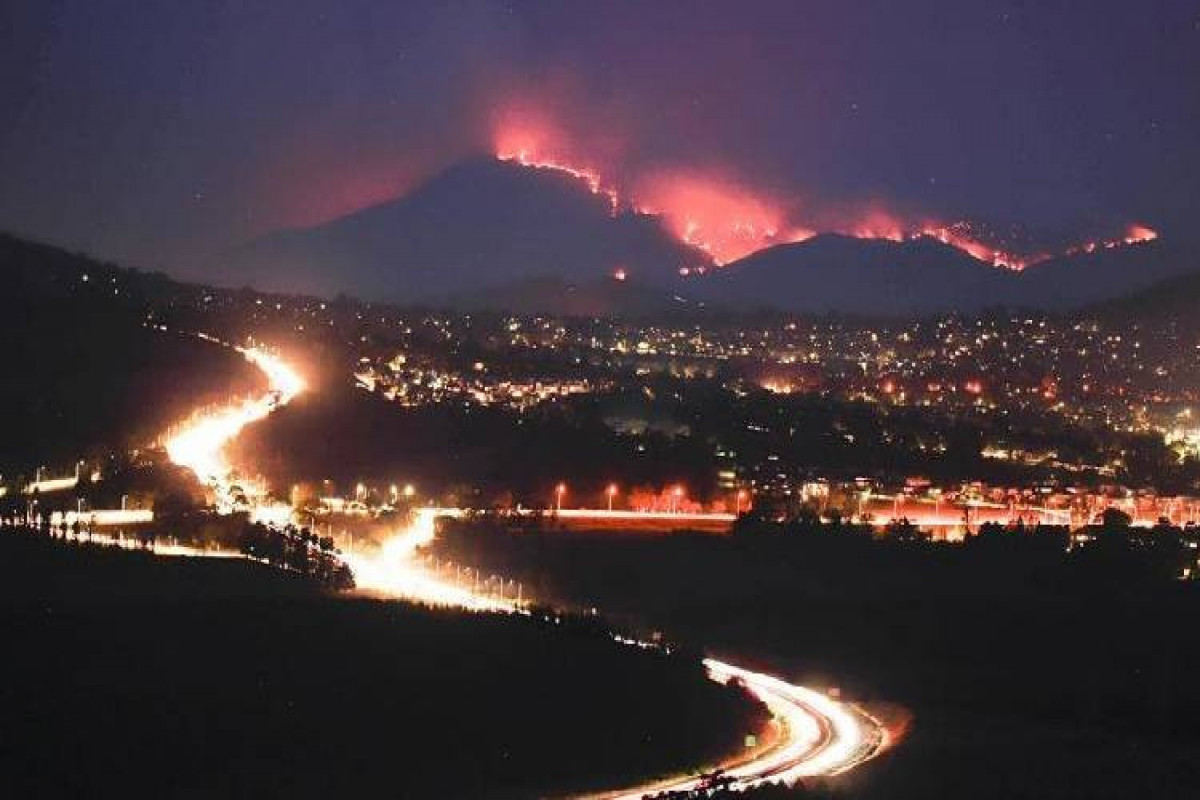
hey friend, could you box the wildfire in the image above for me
[914,221,1159,271]
[491,113,1157,273]
[494,134,623,215]
[916,223,1035,270]
[491,115,788,263]
[634,171,787,264]
[1061,223,1158,258]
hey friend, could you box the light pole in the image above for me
[735,490,748,515]
[606,483,618,512]
[672,484,684,514]
[555,483,566,513]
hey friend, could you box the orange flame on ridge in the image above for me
[491,112,1158,272]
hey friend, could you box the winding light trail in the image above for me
[591,659,882,799]
[163,336,889,795]
[350,511,890,796]
[164,339,304,518]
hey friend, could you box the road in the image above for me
[346,510,890,796]
[595,658,883,798]
[164,337,891,796]
[164,338,304,516]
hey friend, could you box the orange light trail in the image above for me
[164,339,305,516]
[595,659,884,799]
[349,506,889,795]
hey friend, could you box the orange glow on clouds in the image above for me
[492,111,789,263]
[634,171,787,264]
[917,222,1035,270]
[493,118,623,214]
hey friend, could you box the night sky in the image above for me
[2,0,1198,277]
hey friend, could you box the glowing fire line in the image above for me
[492,134,1157,272]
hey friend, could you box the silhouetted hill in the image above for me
[1022,239,1198,310]
[216,157,710,302]
[0,232,186,305]
[1083,267,1200,322]
[692,234,1011,315]
[693,235,1197,315]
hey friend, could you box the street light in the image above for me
[555,482,566,513]
[735,489,748,515]
[606,483,618,512]
[671,484,684,514]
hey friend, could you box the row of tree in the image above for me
[238,522,355,590]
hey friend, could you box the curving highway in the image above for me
[164,337,304,516]
[350,512,890,797]
[592,658,884,798]
[165,337,891,797]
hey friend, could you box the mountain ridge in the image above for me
[213,157,710,302]
[204,156,1196,315]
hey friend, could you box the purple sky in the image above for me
[2,0,1198,276]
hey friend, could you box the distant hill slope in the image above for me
[0,234,261,474]
[1015,240,1198,310]
[689,234,1012,315]
[215,157,710,302]
[1083,268,1200,322]
[206,151,1197,316]
[693,235,1195,316]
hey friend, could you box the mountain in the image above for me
[689,234,1012,316]
[1013,239,1196,310]
[691,235,1197,316]
[214,158,709,302]
[194,151,1196,316]
[1082,267,1200,322]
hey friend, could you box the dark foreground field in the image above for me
[0,533,765,799]
[433,521,1200,799]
